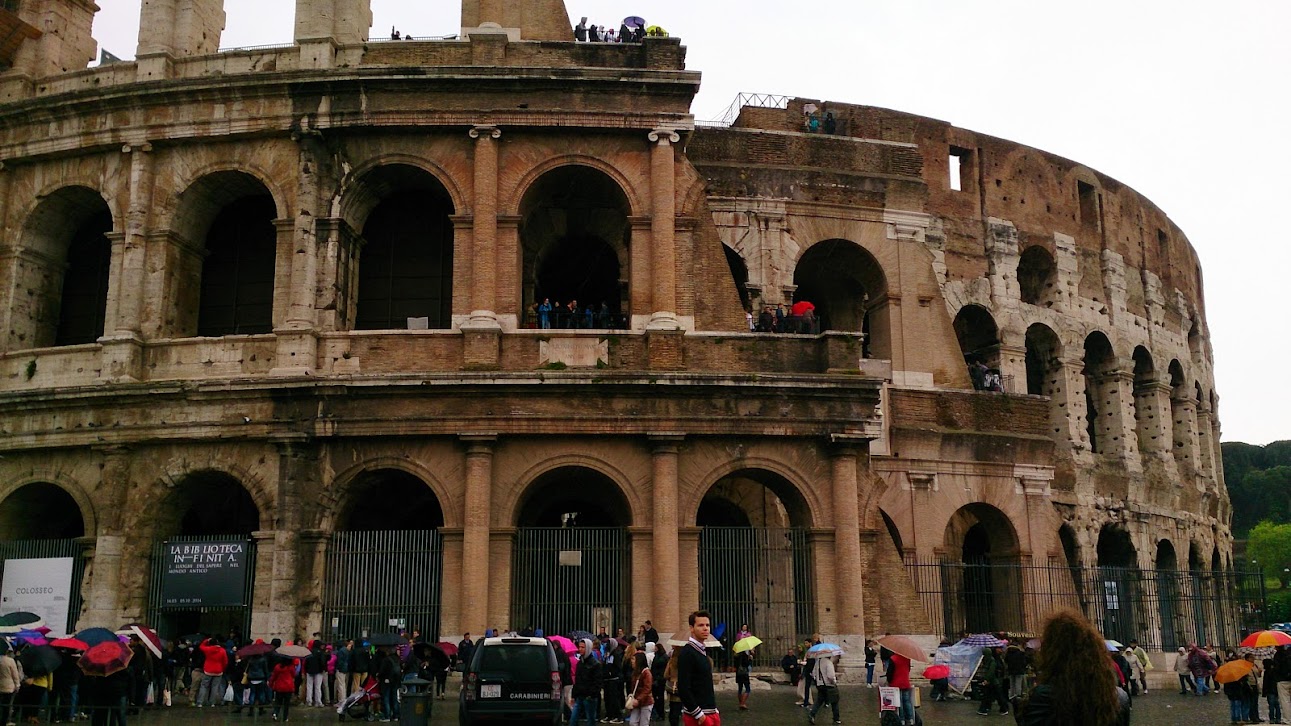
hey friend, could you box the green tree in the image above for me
[1247,520,1291,588]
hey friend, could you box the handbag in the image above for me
[625,675,640,710]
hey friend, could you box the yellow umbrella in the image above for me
[733,636,762,653]
[1214,659,1254,685]
[645,25,669,37]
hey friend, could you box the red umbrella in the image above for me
[791,300,815,316]
[49,638,89,652]
[118,624,163,659]
[80,640,133,677]
[237,640,274,658]
[923,664,951,680]
[436,641,459,657]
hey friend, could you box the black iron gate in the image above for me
[0,538,88,634]
[699,527,815,667]
[322,529,443,642]
[511,527,628,637]
[147,535,256,641]
[905,556,1265,649]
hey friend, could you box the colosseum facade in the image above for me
[0,0,1248,661]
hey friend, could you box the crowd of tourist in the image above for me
[573,18,667,44]
[750,301,820,334]
[529,299,627,330]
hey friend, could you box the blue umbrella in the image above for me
[806,642,844,658]
[76,627,120,647]
[622,16,646,30]
[1105,639,1124,652]
[713,623,726,639]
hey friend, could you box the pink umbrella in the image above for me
[548,635,577,656]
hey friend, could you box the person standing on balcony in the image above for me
[539,299,553,329]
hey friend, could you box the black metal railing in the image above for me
[512,527,629,638]
[903,556,1266,650]
[322,529,444,643]
[700,527,815,668]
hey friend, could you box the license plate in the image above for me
[481,685,501,699]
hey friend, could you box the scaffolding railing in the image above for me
[699,92,792,128]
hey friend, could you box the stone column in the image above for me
[1171,392,1200,476]
[1050,357,1092,457]
[985,218,1020,304]
[460,435,496,634]
[273,135,323,375]
[677,528,701,631]
[829,442,866,668]
[650,435,682,630]
[647,129,680,330]
[135,0,226,81]
[249,529,280,638]
[1197,403,1217,484]
[628,217,652,330]
[465,126,502,329]
[81,534,125,627]
[1095,365,1141,468]
[438,529,464,637]
[1134,379,1173,457]
[101,142,154,381]
[996,343,1027,395]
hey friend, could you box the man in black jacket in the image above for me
[677,610,718,726]
[571,639,603,726]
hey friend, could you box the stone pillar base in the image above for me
[462,322,502,370]
[270,329,319,376]
[822,332,864,372]
[100,335,144,382]
[646,329,685,371]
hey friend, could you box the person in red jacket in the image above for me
[197,638,229,707]
[271,660,296,722]
[887,653,915,726]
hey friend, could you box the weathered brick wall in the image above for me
[362,37,686,71]
[889,388,1050,437]
[688,128,923,180]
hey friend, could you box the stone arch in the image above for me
[1095,522,1141,642]
[322,456,459,530]
[1167,359,1195,466]
[506,155,644,219]
[338,154,466,225]
[165,165,288,243]
[953,303,1001,387]
[151,468,263,538]
[723,244,751,312]
[165,169,282,337]
[13,185,115,349]
[694,468,813,529]
[1155,538,1183,648]
[792,238,889,355]
[341,163,457,330]
[518,163,633,326]
[1131,346,1158,455]
[1024,322,1062,396]
[1082,331,1116,454]
[944,503,1023,633]
[506,455,640,528]
[688,457,820,529]
[0,478,93,540]
[154,458,275,532]
[1017,245,1057,307]
[1188,317,1204,363]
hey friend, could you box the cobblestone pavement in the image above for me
[59,681,1237,725]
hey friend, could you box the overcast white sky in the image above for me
[88,1,1288,445]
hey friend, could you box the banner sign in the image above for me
[933,644,984,694]
[160,540,249,609]
[1,557,75,637]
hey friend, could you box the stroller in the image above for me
[337,676,382,721]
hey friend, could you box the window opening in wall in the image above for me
[1157,228,1168,249]
[949,146,971,192]
[55,209,112,346]
[197,196,276,337]
[1078,181,1100,228]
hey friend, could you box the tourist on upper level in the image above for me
[823,112,837,135]
[539,299,553,329]
[575,18,588,41]
[620,23,632,42]
[390,27,401,40]
[589,25,601,42]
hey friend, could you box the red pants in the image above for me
[683,712,721,726]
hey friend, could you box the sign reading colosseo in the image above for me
[1,557,75,637]
[160,539,249,609]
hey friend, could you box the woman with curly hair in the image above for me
[1020,608,1130,726]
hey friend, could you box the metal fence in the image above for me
[904,556,1266,650]
[0,538,88,634]
[322,529,444,642]
[147,535,257,641]
[512,527,628,637]
[700,527,815,667]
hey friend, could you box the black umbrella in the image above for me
[369,633,408,647]
[20,644,62,677]
[413,642,451,670]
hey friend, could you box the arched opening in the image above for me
[148,472,261,641]
[1082,332,1116,454]
[954,305,1002,391]
[1188,542,1209,645]
[512,466,630,636]
[1058,523,1085,604]
[0,483,86,540]
[1096,524,1139,643]
[324,469,445,642]
[1168,360,1194,467]
[15,187,113,349]
[0,482,89,635]
[1017,246,1057,306]
[520,166,630,329]
[1188,319,1203,362]
[698,469,814,666]
[792,239,888,355]
[170,172,279,338]
[1132,346,1158,456]
[351,165,455,330]
[1155,540,1181,648]
[723,245,751,313]
[943,504,1022,634]
[1024,323,1061,397]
